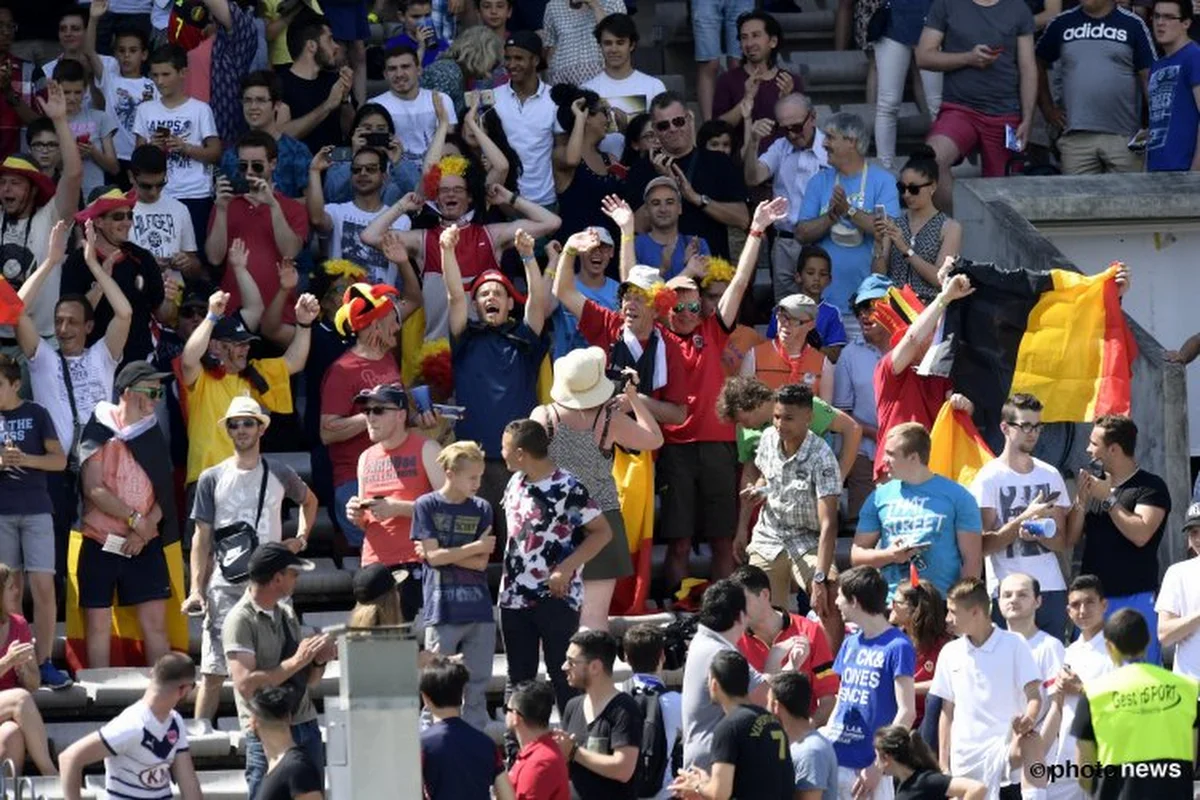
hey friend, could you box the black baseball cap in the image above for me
[212,315,260,343]
[247,542,315,583]
[505,31,543,60]
[352,383,408,409]
[352,563,405,604]
[115,361,171,393]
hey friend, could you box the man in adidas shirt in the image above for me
[1036,0,1156,174]
[60,652,202,800]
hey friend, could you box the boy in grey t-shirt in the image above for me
[769,672,838,800]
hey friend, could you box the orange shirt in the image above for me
[358,434,432,566]
[752,339,825,391]
[82,439,156,545]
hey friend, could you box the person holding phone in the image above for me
[219,71,315,200]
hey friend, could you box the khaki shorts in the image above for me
[747,547,839,609]
[200,585,245,677]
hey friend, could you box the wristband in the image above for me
[521,254,536,262]
[748,228,764,239]
[313,659,328,668]
[621,233,634,243]
[296,321,313,329]
[206,311,221,323]
[563,246,578,258]
[127,511,142,530]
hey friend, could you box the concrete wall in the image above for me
[954,174,1195,571]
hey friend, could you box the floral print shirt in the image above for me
[499,468,601,611]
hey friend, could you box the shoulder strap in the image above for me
[58,352,80,429]
[254,457,270,527]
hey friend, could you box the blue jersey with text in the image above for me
[824,627,915,769]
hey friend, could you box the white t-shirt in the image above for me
[970,458,1071,596]
[492,81,557,206]
[42,54,119,114]
[1043,631,1112,800]
[98,700,189,800]
[929,626,1041,792]
[582,69,667,156]
[1157,556,1200,679]
[368,89,457,165]
[99,72,160,160]
[29,339,120,450]
[0,204,64,339]
[132,195,197,260]
[325,200,412,285]
[151,0,172,30]
[1025,629,1066,720]
[132,98,218,200]
[68,108,120,201]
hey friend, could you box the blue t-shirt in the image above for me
[825,626,915,769]
[791,730,838,800]
[765,300,849,346]
[0,402,56,516]
[411,491,494,625]
[419,717,502,800]
[797,166,900,314]
[451,320,548,456]
[1147,42,1200,171]
[384,31,450,67]
[551,277,620,360]
[857,476,983,600]
[634,233,712,279]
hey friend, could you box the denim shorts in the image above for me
[333,480,365,547]
[692,0,755,61]
[0,513,55,573]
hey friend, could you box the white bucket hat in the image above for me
[550,347,616,410]
[219,396,271,429]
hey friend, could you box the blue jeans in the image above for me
[1104,591,1161,665]
[991,590,1070,642]
[691,0,755,61]
[334,480,365,547]
[245,718,325,800]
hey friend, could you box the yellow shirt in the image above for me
[184,358,293,484]
[261,0,325,66]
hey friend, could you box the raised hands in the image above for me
[439,224,461,252]
[228,238,249,272]
[486,183,515,206]
[564,228,601,255]
[47,220,70,267]
[39,81,67,121]
[380,231,411,265]
[278,258,299,292]
[751,196,788,231]
[208,290,230,318]
[311,146,334,173]
[600,194,634,233]
[513,228,535,259]
[295,292,320,325]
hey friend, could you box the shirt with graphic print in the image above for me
[98,699,189,800]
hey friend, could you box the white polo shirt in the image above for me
[1043,631,1112,800]
[757,128,828,233]
[1157,556,1200,679]
[492,80,557,206]
[929,626,1041,787]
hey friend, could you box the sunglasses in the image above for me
[238,160,267,175]
[674,300,701,314]
[105,211,132,222]
[130,386,164,400]
[225,418,259,431]
[137,180,166,190]
[779,114,812,135]
[351,164,381,175]
[896,181,934,196]
[364,406,401,416]
[653,115,688,132]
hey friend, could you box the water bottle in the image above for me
[1021,518,1057,538]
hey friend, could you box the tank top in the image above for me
[541,404,620,511]
[752,339,825,391]
[358,433,433,567]
[421,223,501,281]
[556,153,623,248]
[887,211,947,303]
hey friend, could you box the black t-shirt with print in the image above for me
[561,691,642,800]
[257,746,324,800]
[710,703,793,800]
[1079,469,1171,597]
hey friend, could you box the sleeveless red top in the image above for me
[421,223,501,281]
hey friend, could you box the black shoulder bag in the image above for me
[213,458,269,584]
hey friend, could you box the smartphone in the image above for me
[228,173,251,195]
[1045,491,1061,503]
[466,88,496,108]
[1087,458,1107,479]
[906,542,933,552]
[155,126,172,139]
[1004,124,1023,153]
[330,146,354,163]
[1127,129,1148,153]
[873,203,886,220]
[364,132,390,148]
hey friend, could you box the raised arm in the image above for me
[513,229,545,335]
[890,273,973,374]
[440,224,469,338]
[486,183,562,245]
[306,147,335,234]
[81,221,133,360]
[719,198,786,328]
[261,261,299,347]
[248,176,302,260]
[462,98,509,186]
[551,229,603,320]
[16,221,70,358]
[282,293,319,375]
[205,175,235,266]
[744,118,775,187]
[84,0,110,83]
[380,233,423,321]
[359,192,422,248]
[601,194,635,281]
[182,291,226,388]
[227,238,264,332]
[41,82,84,226]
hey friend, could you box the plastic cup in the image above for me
[410,385,433,414]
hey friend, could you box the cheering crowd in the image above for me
[0,0,1196,798]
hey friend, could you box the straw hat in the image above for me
[218,396,271,429]
[550,347,615,410]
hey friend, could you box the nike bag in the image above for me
[213,459,269,584]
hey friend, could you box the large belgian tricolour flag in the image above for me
[925,261,1137,445]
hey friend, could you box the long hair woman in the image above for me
[348,563,405,628]
[874,725,986,799]
[0,564,56,776]
[551,84,626,245]
[531,347,663,630]
[891,577,950,742]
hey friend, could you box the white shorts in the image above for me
[836,765,895,800]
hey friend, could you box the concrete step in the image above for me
[780,50,869,90]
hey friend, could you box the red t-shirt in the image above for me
[737,610,839,715]
[913,636,949,727]
[508,732,570,800]
[358,434,432,567]
[872,351,952,481]
[576,300,689,408]
[0,614,31,692]
[212,193,309,322]
[320,350,403,486]
[663,315,735,444]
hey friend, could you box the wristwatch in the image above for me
[812,570,828,585]
[847,206,859,219]
[699,194,711,208]
[1099,495,1117,513]
[905,247,916,259]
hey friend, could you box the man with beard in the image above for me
[180,287,318,490]
[219,71,313,200]
[59,187,165,364]
[624,91,748,260]
[440,225,547,547]
[280,18,354,156]
[713,11,802,156]
[368,45,456,167]
[185,396,318,724]
[345,383,441,620]
[306,145,415,285]
[320,283,406,549]
[360,155,560,339]
[0,81,83,339]
[77,361,179,668]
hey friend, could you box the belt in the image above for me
[775,229,795,240]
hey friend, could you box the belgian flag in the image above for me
[925,261,1137,446]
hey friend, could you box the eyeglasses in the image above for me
[238,160,267,175]
[364,406,401,416]
[130,386,164,400]
[225,418,259,431]
[351,164,381,175]
[653,115,688,132]
[438,185,467,196]
[1006,421,1043,433]
[105,211,132,222]
[242,96,273,106]
[1152,11,1183,20]
[137,180,166,190]
[29,141,59,150]
[896,181,934,196]
[778,312,814,325]
[674,300,701,314]
[779,113,812,135]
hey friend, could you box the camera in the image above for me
[364,132,390,148]
[1087,458,1107,480]
[606,367,632,394]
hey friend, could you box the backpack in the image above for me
[630,682,670,798]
